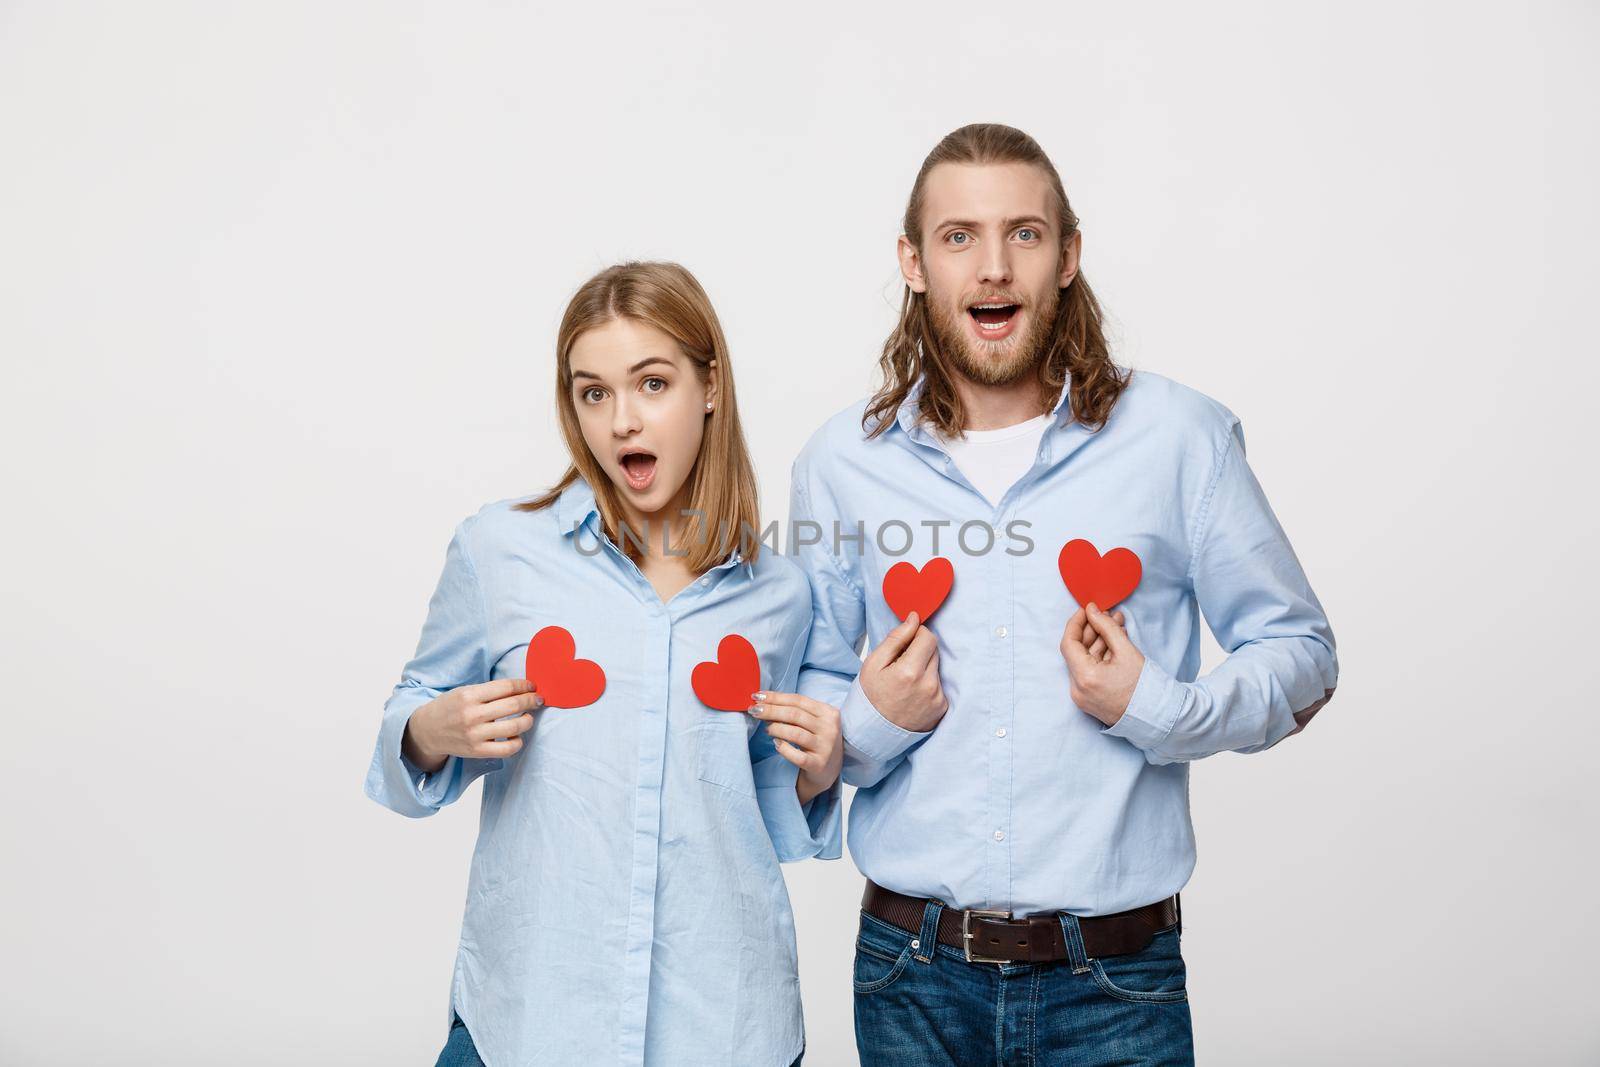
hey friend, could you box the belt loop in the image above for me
[1176,892,1183,936]
[1057,912,1091,974]
[914,899,943,964]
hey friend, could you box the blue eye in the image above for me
[1016,228,1037,241]
[949,232,970,245]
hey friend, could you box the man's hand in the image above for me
[859,611,949,733]
[402,678,545,773]
[750,692,842,805]
[1060,602,1143,726]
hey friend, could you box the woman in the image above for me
[364,262,843,1067]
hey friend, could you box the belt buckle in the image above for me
[961,908,1013,964]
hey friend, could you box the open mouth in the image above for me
[967,302,1021,339]
[618,448,657,492]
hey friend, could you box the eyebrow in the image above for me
[570,356,676,381]
[934,215,1051,233]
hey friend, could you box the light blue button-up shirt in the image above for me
[789,369,1337,918]
[365,477,841,1067]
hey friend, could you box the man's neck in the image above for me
[949,372,1048,432]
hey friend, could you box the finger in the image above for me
[473,712,535,742]
[1061,620,1091,674]
[752,691,827,717]
[772,737,808,769]
[895,624,939,676]
[1087,635,1107,659]
[750,699,818,729]
[475,735,525,758]
[478,690,545,721]
[1083,604,1115,643]
[765,722,819,752]
[468,677,538,704]
[1087,603,1136,654]
[869,611,922,667]
[1064,606,1087,647]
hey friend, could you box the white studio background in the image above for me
[2,2,1596,1064]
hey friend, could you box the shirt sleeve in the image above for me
[750,738,844,863]
[364,519,506,817]
[748,620,844,862]
[1102,418,1339,764]
[788,449,932,788]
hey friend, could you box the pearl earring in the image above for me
[705,402,714,411]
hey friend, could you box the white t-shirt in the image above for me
[937,412,1052,507]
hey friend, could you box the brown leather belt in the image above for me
[862,879,1180,965]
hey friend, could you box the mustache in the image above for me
[961,291,1025,307]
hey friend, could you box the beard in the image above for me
[926,282,1061,388]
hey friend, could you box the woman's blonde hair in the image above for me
[515,261,761,570]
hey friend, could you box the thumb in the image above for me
[873,610,920,665]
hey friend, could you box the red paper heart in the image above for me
[1057,539,1142,612]
[524,625,606,709]
[882,556,954,624]
[692,633,762,712]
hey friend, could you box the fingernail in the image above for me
[748,705,763,717]
[752,692,766,702]
[1087,602,1099,613]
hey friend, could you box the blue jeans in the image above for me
[432,1014,483,1067]
[431,1011,805,1066]
[853,901,1194,1066]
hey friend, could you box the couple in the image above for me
[364,123,1339,1067]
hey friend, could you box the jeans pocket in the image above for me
[853,913,916,995]
[1088,923,1189,1003]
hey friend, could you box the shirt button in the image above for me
[995,625,1008,638]
[699,577,710,586]
[995,727,1007,738]
[993,830,1005,842]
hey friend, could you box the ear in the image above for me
[1058,230,1083,289]
[703,366,718,413]
[897,234,928,294]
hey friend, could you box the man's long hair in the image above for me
[864,123,1130,438]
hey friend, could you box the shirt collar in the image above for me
[553,474,752,579]
[553,476,600,536]
[892,372,1073,443]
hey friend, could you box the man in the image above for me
[784,124,1338,1065]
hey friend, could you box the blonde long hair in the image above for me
[865,123,1131,439]
[516,261,761,570]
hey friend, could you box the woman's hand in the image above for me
[402,678,545,773]
[749,691,843,805]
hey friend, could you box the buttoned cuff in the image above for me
[1101,655,1186,752]
[404,751,461,808]
[754,756,843,862]
[840,676,932,765]
[366,700,503,816]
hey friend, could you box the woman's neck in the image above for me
[619,481,697,564]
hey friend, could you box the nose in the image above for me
[977,240,1013,287]
[611,393,643,438]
